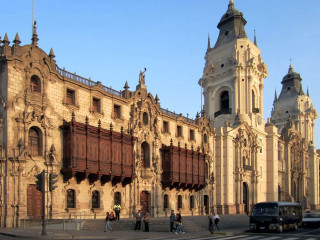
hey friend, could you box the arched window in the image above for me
[220,91,229,110]
[203,134,208,143]
[92,191,100,209]
[242,156,246,167]
[164,194,169,209]
[29,127,41,156]
[30,75,40,92]
[178,195,182,209]
[143,112,148,125]
[67,189,75,208]
[190,196,194,209]
[114,192,121,205]
[141,142,150,168]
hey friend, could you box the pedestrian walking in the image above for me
[109,211,115,222]
[208,215,214,234]
[114,203,121,220]
[175,212,185,234]
[213,212,220,230]
[143,210,149,232]
[169,210,176,233]
[104,212,113,232]
[134,210,142,230]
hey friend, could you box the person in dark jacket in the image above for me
[169,210,176,233]
[208,215,214,234]
[143,210,149,232]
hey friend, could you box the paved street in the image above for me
[0,214,320,239]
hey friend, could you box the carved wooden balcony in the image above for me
[60,119,136,186]
[161,142,206,191]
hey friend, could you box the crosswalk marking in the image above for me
[147,234,320,240]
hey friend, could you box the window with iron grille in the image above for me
[178,195,182,209]
[67,189,75,208]
[92,191,100,209]
[164,194,169,209]
[190,196,194,209]
[114,192,121,205]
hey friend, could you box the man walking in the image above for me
[134,210,142,230]
[169,210,176,233]
[114,203,121,220]
[213,212,220,230]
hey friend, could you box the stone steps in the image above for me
[82,217,208,232]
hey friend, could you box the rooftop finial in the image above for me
[123,80,129,90]
[288,59,294,73]
[274,88,278,102]
[307,87,309,97]
[31,20,39,47]
[228,0,234,10]
[2,33,10,46]
[207,33,211,50]
[49,47,55,59]
[254,30,257,46]
[13,33,21,45]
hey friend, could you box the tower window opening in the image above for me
[220,91,229,110]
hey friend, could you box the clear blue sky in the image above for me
[2,0,320,149]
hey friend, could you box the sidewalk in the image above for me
[0,227,241,239]
[0,214,249,239]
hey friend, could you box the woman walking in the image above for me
[104,212,113,232]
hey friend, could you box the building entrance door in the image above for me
[27,184,43,219]
[243,182,249,214]
[204,195,209,214]
[140,191,149,214]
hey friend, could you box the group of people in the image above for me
[104,203,122,232]
[135,209,150,232]
[105,206,221,235]
[208,212,220,234]
[169,210,186,234]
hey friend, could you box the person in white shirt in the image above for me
[213,212,220,230]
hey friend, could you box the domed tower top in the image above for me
[278,64,304,100]
[214,0,247,49]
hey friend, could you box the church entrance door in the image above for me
[140,191,149,214]
[27,184,43,219]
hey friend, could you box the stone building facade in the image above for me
[200,0,319,214]
[0,0,319,228]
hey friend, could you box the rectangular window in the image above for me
[177,125,182,137]
[92,98,100,112]
[114,105,121,119]
[66,89,75,105]
[190,129,195,141]
[163,121,169,133]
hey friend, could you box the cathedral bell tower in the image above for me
[199,0,268,129]
[271,65,318,146]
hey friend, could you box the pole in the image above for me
[41,170,47,236]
